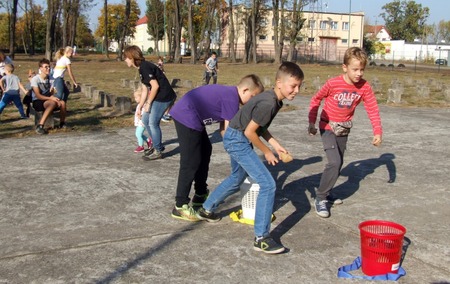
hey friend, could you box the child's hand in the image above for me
[372,135,382,146]
[308,123,317,136]
[265,152,279,166]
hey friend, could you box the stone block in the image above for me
[444,89,450,102]
[121,79,130,88]
[115,96,132,113]
[171,78,181,88]
[93,90,106,106]
[105,93,116,107]
[31,109,55,129]
[417,86,430,99]
[387,89,402,103]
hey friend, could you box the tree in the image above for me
[380,0,429,42]
[45,0,60,60]
[146,0,164,55]
[437,20,450,43]
[9,0,18,58]
[286,0,307,62]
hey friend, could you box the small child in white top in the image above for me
[134,88,152,153]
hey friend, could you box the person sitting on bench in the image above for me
[31,58,67,134]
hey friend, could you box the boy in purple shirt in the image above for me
[170,75,264,221]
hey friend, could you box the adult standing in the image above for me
[124,45,176,160]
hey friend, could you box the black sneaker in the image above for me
[192,190,209,207]
[196,207,221,222]
[326,194,343,206]
[253,236,285,254]
[35,124,47,135]
[315,198,329,218]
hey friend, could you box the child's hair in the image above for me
[124,45,145,67]
[344,47,368,67]
[238,74,264,92]
[211,52,217,57]
[276,62,304,81]
[39,58,51,67]
[55,46,73,61]
[4,63,14,73]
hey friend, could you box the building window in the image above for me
[320,21,328,30]
[308,37,315,42]
[342,39,348,44]
[342,22,349,31]
[331,21,338,30]
[259,35,267,40]
[296,37,303,42]
[352,39,358,44]
[309,20,316,29]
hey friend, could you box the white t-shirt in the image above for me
[52,56,71,78]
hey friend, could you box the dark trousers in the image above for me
[316,130,348,200]
[174,119,212,207]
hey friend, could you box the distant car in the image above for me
[435,59,447,65]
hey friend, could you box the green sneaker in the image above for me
[171,204,200,222]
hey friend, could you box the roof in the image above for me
[136,15,148,26]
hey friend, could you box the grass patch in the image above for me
[1,53,449,139]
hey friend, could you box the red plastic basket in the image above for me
[359,220,406,276]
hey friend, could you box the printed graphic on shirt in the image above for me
[202,118,217,125]
[334,91,361,108]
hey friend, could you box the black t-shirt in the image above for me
[229,89,283,135]
[139,60,176,102]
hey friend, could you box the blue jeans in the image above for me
[203,127,276,238]
[141,100,172,152]
[0,91,25,117]
[53,77,70,101]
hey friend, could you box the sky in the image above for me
[85,0,448,29]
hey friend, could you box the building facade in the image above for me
[219,7,365,62]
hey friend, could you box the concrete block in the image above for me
[171,78,181,88]
[387,89,402,103]
[121,79,130,88]
[444,89,450,102]
[32,109,55,129]
[105,94,116,107]
[417,86,430,99]
[115,96,132,113]
[93,90,106,106]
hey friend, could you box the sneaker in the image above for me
[171,204,200,222]
[192,190,209,207]
[253,236,285,254]
[20,116,28,119]
[143,146,164,157]
[59,123,68,129]
[142,150,162,160]
[161,114,172,122]
[134,146,145,153]
[35,124,47,135]
[315,199,330,218]
[146,138,153,149]
[326,194,343,206]
[196,207,221,222]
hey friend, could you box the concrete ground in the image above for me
[0,96,449,284]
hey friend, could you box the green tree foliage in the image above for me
[146,0,164,54]
[76,15,95,48]
[363,36,376,59]
[94,1,140,41]
[437,20,450,43]
[380,0,429,42]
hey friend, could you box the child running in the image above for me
[0,64,28,120]
[133,88,152,153]
[196,62,304,254]
[308,47,382,218]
